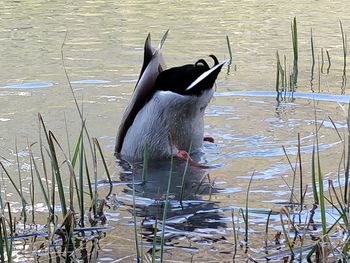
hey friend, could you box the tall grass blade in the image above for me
[318,54,321,92]
[282,145,298,203]
[84,152,95,216]
[15,141,27,223]
[321,48,324,74]
[328,180,348,228]
[0,171,3,211]
[93,141,98,218]
[0,217,4,262]
[48,131,67,217]
[297,133,303,207]
[132,174,141,262]
[160,155,174,262]
[64,113,72,161]
[179,156,190,207]
[38,114,51,208]
[71,124,84,168]
[340,20,347,94]
[0,216,12,263]
[345,104,350,204]
[244,171,254,244]
[264,209,272,251]
[79,119,85,227]
[291,17,298,91]
[151,219,158,263]
[226,35,233,67]
[326,49,331,74]
[311,144,319,204]
[61,31,96,175]
[93,138,113,198]
[310,28,315,91]
[314,102,327,237]
[276,51,281,101]
[28,141,35,224]
[180,141,192,206]
[280,207,295,259]
[232,209,237,260]
[0,162,27,207]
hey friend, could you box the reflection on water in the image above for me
[118,159,227,251]
[2,89,348,261]
[2,82,54,89]
[1,0,350,261]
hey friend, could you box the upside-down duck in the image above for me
[115,31,225,165]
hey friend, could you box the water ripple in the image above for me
[2,82,54,89]
[216,90,350,104]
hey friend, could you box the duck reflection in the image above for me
[117,157,227,251]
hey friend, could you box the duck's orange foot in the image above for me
[176,150,209,169]
[176,150,191,161]
[204,136,215,143]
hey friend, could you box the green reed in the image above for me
[321,48,324,74]
[340,20,347,93]
[318,53,321,92]
[0,163,27,210]
[313,102,327,238]
[93,138,113,199]
[0,30,116,261]
[297,133,303,207]
[151,218,158,263]
[275,50,281,100]
[160,154,174,262]
[345,104,350,205]
[280,207,295,260]
[231,209,238,259]
[264,210,272,252]
[179,141,192,206]
[311,144,319,204]
[291,17,298,91]
[132,174,141,262]
[15,141,27,224]
[226,35,233,63]
[84,151,95,216]
[0,113,112,261]
[282,145,298,204]
[326,49,331,74]
[310,28,315,90]
[241,171,254,246]
[79,117,85,227]
[0,216,12,263]
[28,140,35,224]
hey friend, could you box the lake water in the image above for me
[1,0,350,261]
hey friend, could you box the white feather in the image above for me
[186,60,228,91]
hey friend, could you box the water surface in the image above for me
[1,0,350,261]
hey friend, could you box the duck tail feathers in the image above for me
[186,59,227,91]
[115,31,169,154]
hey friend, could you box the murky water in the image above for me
[2,0,350,261]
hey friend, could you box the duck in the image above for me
[115,31,226,164]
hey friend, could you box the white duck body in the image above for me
[120,88,214,161]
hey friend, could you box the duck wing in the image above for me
[115,31,168,154]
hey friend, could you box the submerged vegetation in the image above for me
[2,19,350,262]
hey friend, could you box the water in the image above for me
[1,0,350,261]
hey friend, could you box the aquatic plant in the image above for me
[340,20,347,94]
[291,17,298,91]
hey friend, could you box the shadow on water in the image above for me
[117,157,227,251]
